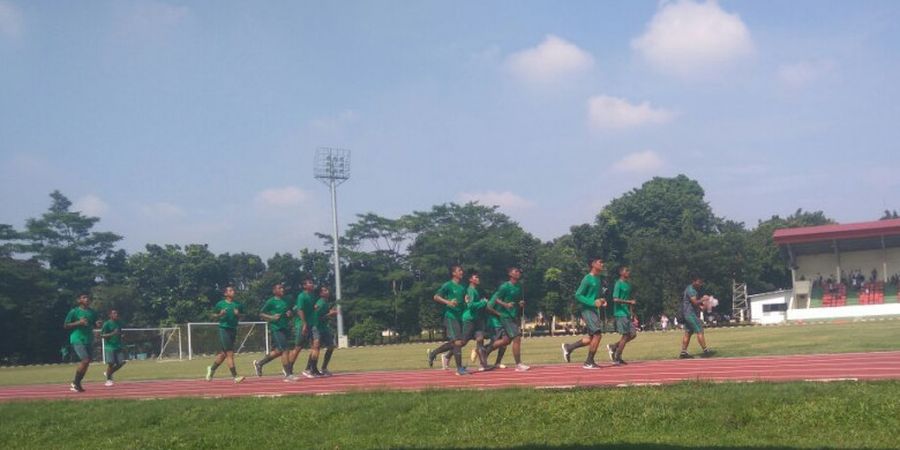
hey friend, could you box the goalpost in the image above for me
[99,327,183,363]
[186,321,270,360]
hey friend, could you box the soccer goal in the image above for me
[186,322,270,360]
[98,327,184,363]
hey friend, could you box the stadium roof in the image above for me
[773,218,900,255]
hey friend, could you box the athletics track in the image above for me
[2,351,899,402]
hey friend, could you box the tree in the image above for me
[22,191,123,295]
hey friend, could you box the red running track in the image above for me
[2,351,900,402]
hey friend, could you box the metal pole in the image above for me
[330,178,346,345]
[187,323,193,360]
[178,327,183,360]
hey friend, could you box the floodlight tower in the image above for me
[314,148,351,348]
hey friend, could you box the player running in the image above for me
[608,266,637,365]
[100,309,126,386]
[253,283,293,380]
[460,270,492,371]
[487,267,530,371]
[679,275,716,359]
[427,265,469,376]
[314,286,338,376]
[289,278,322,378]
[205,285,245,383]
[562,258,608,369]
[64,293,100,392]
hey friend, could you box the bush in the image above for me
[348,317,383,346]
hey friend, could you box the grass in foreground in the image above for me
[2,319,899,386]
[1,381,898,449]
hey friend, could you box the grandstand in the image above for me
[750,218,900,324]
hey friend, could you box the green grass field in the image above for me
[3,320,900,449]
[2,319,899,386]
[1,381,898,449]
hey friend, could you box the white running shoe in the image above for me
[607,343,616,362]
[497,363,507,369]
[233,376,245,384]
[104,380,114,387]
[562,343,571,363]
[283,375,297,382]
[515,363,530,372]
[301,370,316,379]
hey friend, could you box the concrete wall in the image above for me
[749,291,791,325]
[787,303,900,321]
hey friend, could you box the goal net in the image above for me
[96,327,183,362]
[186,322,269,360]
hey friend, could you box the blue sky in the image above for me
[1,1,898,258]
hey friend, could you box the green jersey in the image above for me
[100,319,122,350]
[294,291,317,328]
[214,299,242,329]
[574,273,601,312]
[315,297,332,328]
[65,307,97,345]
[495,281,523,319]
[260,296,290,331]
[435,280,466,320]
[487,292,503,328]
[613,279,632,317]
[461,285,487,323]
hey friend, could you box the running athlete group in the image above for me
[63,258,714,391]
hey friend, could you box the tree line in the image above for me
[1,175,836,363]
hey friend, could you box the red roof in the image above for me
[773,218,900,245]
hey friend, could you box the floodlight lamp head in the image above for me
[314,147,351,182]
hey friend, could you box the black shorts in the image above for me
[581,309,603,335]
[104,348,126,365]
[218,327,237,352]
[499,317,521,339]
[271,329,290,352]
[293,323,321,348]
[318,326,336,348]
[462,320,485,342]
[444,316,463,341]
[72,343,93,361]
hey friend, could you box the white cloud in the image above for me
[505,35,594,83]
[777,60,835,87]
[587,95,674,130]
[140,202,186,219]
[254,186,311,208]
[73,195,109,218]
[457,191,534,210]
[0,0,24,39]
[632,0,754,78]
[612,151,665,174]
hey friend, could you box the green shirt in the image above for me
[65,307,97,345]
[495,281,523,319]
[435,280,466,320]
[613,279,632,317]
[487,292,503,328]
[294,291,317,328]
[214,299,242,329]
[100,319,122,350]
[461,285,487,323]
[574,273,601,312]
[315,297,332,328]
[260,296,290,331]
